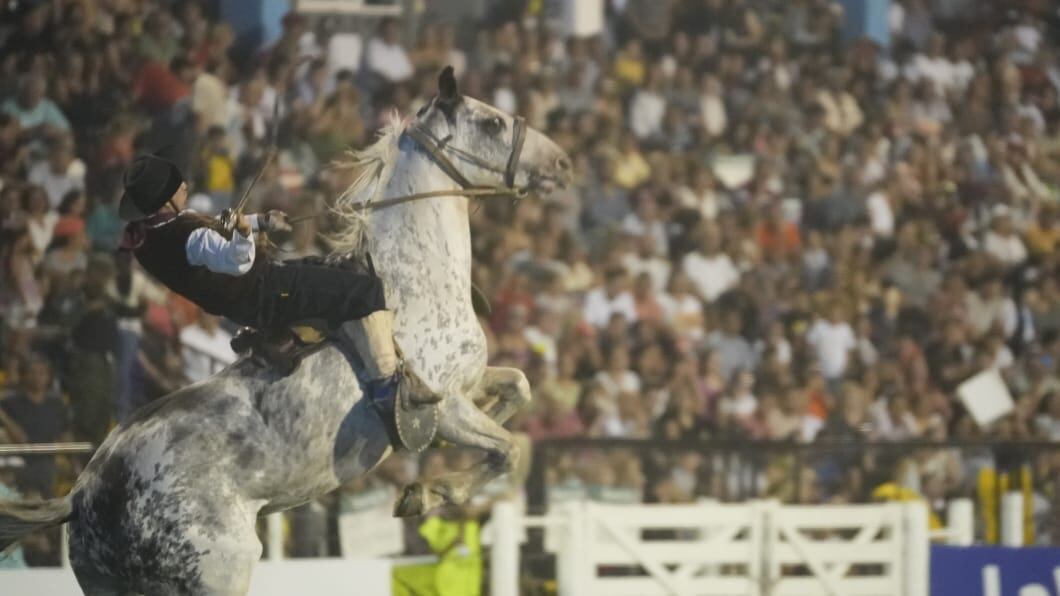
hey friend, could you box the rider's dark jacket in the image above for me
[126,211,385,329]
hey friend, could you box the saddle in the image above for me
[230,323,438,453]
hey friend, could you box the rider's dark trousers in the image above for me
[251,258,386,329]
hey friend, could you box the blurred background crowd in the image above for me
[1,0,1059,565]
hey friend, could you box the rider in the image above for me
[118,153,438,405]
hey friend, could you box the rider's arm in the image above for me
[185,216,261,276]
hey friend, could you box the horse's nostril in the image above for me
[556,157,571,171]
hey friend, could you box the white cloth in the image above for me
[191,72,229,129]
[26,213,58,256]
[594,369,642,399]
[912,54,956,91]
[180,324,236,382]
[699,94,727,137]
[682,252,739,303]
[866,190,894,237]
[184,215,259,276]
[28,160,85,208]
[583,287,637,327]
[806,319,856,379]
[493,87,517,115]
[983,231,1027,266]
[326,33,363,77]
[629,90,666,140]
[621,253,671,292]
[366,38,413,82]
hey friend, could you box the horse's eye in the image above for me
[481,116,505,135]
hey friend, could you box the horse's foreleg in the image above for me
[394,395,519,517]
[470,366,532,425]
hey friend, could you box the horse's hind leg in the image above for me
[394,394,519,517]
[470,366,531,426]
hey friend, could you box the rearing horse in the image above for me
[0,67,571,596]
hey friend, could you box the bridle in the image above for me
[286,112,531,225]
[406,115,527,190]
[352,114,529,213]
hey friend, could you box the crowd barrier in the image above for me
[491,499,930,596]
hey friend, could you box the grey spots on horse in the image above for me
[71,454,208,594]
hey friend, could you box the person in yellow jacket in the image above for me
[393,505,482,596]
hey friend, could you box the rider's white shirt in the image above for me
[181,213,261,277]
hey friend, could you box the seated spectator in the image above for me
[22,185,56,261]
[983,206,1026,267]
[583,267,637,329]
[0,358,69,494]
[806,302,857,383]
[594,346,641,400]
[179,313,235,383]
[43,217,89,280]
[628,65,667,142]
[366,18,413,84]
[1,75,70,137]
[1,228,44,332]
[704,311,755,382]
[682,224,739,303]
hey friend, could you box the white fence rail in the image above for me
[491,499,931,596]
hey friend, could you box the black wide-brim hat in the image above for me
[119,155,184,222]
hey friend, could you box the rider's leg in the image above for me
[256,262,440,403]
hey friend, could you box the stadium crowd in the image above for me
[1,0,1059,562]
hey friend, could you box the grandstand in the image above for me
[1,0,1058,594]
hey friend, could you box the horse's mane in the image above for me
[329,111,409,256]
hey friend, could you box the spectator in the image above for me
[583,267,637,329]
[682,224,740,303]
[1,75,70,136]
[982,205,1028,267]
[0,358,69,494]
[180,312,235,383]
[28,136,85,208]
[705,311,756,382]
[806,302,856,382]
[366,18,413,84]
[629,65,667,141]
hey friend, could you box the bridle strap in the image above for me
[406,115,528,191]
[505,116,527,188]
[404,126,476,189]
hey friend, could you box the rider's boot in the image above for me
[342,310,442,405]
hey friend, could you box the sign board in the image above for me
[957,369,1015,428]
[930,545,1060,596]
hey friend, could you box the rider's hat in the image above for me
[119,155,184,222]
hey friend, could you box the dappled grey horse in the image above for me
[0,67,571,595]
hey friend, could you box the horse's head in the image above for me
[409,66,572,196]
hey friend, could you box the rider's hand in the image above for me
[234,213,253,237]
[263,210,292,233]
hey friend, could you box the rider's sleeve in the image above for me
[185,226,256,276]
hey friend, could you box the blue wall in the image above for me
[220,0,290,54]
[840,0,890,48]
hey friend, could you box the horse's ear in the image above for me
[438,66,458,102]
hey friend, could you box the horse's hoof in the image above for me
[393,483,425,518]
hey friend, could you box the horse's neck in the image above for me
[369,145,473,310]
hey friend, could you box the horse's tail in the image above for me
[0,496,72,552]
